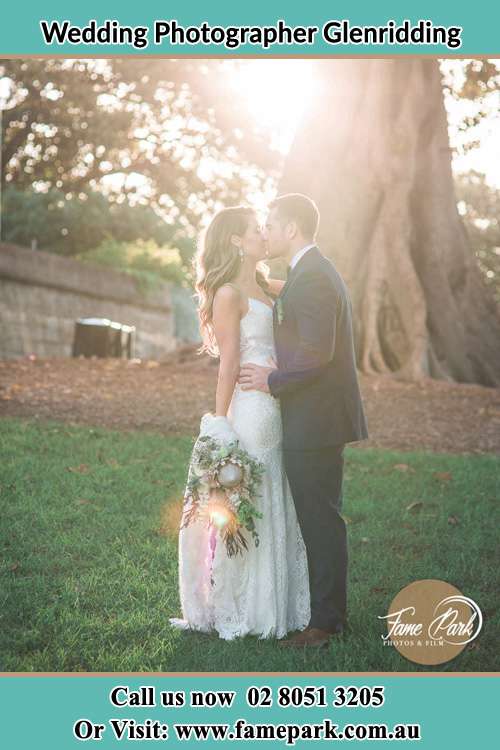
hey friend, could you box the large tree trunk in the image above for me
[280,59,500,386]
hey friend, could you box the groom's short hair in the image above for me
[269,193,319,240]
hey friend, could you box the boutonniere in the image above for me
[276,298,284,325]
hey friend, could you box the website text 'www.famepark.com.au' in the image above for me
[74,717,421,744]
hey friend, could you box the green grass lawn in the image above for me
[1,417,498,673]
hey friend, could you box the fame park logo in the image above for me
[378,579,483,665]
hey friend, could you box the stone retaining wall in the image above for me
[0,243,176,360]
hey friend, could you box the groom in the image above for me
[239,193,368,648]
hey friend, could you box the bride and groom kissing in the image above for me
[170,193,368,648]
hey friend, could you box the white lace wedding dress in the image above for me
[169,297,310,640]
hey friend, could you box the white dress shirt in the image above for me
[288,243,316,271]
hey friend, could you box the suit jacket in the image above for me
[268,246,368,450]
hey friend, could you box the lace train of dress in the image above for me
[169,298,310,640]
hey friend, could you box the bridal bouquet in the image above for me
[181,414,265,558]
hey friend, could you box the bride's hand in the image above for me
[200,412,239,443]
[201,411,230,424]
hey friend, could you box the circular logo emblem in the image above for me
[379,579,482,665]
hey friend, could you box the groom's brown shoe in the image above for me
[279,626,342,649]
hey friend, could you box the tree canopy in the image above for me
[0,59,276,235]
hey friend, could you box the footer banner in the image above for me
[1,674,498,748]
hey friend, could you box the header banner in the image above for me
[1,1,499,56]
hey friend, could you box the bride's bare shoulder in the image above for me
[213,283,243,316]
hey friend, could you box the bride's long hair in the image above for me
[194,206,271,357]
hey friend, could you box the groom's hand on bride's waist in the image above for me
[239,358,277,393]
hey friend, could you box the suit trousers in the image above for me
[283,444,347,632]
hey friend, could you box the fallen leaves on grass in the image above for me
[406,501,424,512]
[434,471,453,482]
[67,464,90,474]
[2,356,500,454]
[393,463,415,473]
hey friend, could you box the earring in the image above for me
[239,247,245,262]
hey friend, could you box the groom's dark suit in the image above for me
[268,246,368,632]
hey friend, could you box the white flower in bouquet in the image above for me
[182,419,265,557]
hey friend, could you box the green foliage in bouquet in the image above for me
[182,436,265,558]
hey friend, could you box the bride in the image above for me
[169,206,310,640]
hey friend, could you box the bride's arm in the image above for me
[266,278,285,296]
[212,285,242,417]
